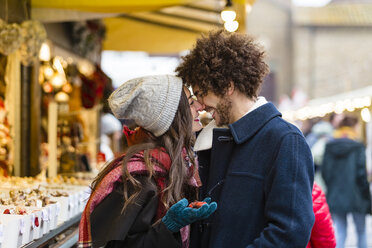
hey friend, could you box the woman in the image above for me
[184,86,203,133]
[78,75,217,248]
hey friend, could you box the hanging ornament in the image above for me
[18,20,47,66]
[0,19,23,55]
[42,82,53,93]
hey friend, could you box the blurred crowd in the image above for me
[301,113,372,248]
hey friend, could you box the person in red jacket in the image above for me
[307,182,336,248]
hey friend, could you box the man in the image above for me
[176,30,315,248]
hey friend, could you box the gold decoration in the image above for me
[0,19,23,55]
[18,20,47,66]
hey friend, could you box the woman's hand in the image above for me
[162,198,217,232]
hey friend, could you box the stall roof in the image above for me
[31,0,255,53]
[103,16,209,53]
[102,2,225,53]
[31,0,198,13]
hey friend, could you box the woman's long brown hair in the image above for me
[91,90,196,212]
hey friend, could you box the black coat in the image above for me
[190,103,315,248]
[90,176,182,248]
[322,138,372,214]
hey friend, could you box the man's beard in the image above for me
[215,98,232,126]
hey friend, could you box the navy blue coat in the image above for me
[190,103,315,248]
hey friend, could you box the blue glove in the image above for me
[162,198,217,232]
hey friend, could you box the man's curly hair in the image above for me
[176,30,269,98]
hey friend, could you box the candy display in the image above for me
[0,97,11,177]
[0,175,90,248]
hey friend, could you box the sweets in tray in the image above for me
[0,175,91,248]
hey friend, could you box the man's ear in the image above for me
[227,81,235,96]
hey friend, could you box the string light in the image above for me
[361,108,371,122]
[282,96,372,121]
[221,9,236,22]
[221,0,239,33]
[224,21,239,32]
[39,42,51,62]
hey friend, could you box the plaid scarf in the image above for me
[78,127,201,248]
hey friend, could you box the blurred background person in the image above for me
[307,182,336,248]
[100,111,123,163]
[322,115,372,248]
[305,117,335,191]
[307,119,334,169]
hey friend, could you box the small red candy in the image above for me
[18,209,26,215]
[16,206,27,215]
[35,217,39,227]
[188,201,206,209]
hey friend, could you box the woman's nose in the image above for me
[195,100,204,111]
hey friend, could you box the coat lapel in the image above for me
[206,128,234,200]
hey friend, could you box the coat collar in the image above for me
[194,97,269,151]
[229,102,282,144]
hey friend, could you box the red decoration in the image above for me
[97,152,106,163]
[80,65,111,109]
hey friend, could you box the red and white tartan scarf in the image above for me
[78,147,201,248]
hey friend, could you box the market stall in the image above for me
[0,1,106,246]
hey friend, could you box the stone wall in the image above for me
[246,0,293,100]
[294,26,372,99]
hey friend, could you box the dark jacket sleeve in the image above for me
[355,144,372,214]
[248,133,315,247]
[90,176,182,248]
[309,183,336,248]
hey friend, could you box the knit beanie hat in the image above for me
[108,75,183,137]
